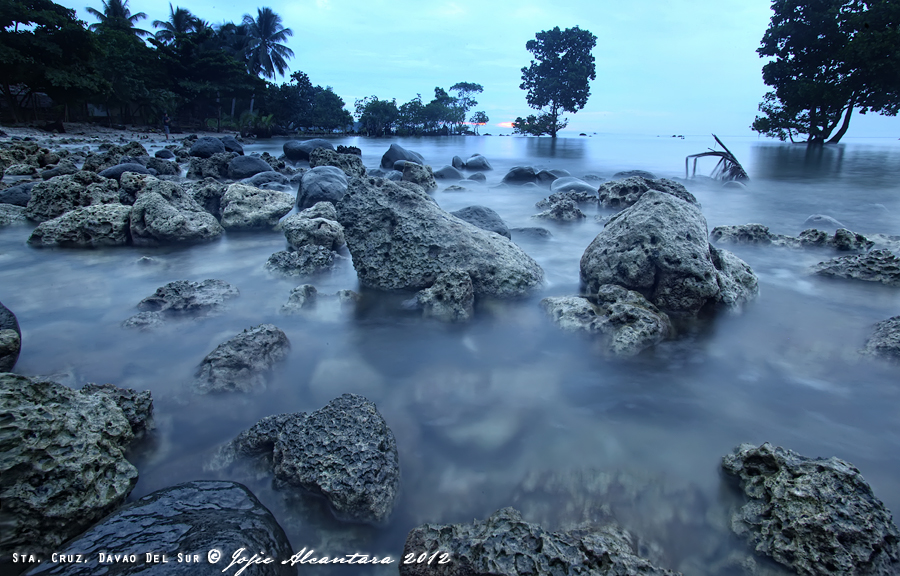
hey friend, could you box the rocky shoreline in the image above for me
[2,127,900,575]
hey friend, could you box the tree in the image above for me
[152,4,199,46]
[519,26,596,137]
[450,81,482,133]
[469,110,489,135]
[752,0,900,145]
[512,113,558,136]
[241,7,294,79]
[85,0,149,37]
[356,96,398,136]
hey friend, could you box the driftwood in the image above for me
[685,134,748,182]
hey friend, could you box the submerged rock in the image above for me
[0,203,27,226]
[0,181,35,206]
[533,198,587,221]
[501,165,537,185]
[27,204,132,247]
[722,442,900,576]
[210,394,400,524]
[803,214,845,233]
[0,374,150,561]
[400,507,680,576]
[336,177,543,298]
[463,153,492,171]
[186,151,236,180]
[711,223,874,252]
[23,481,294,576]
[598,176,697,210]
[192,324,290,394]
[280,286,359,320]
[0,301,21,372]
[265,245,344,277]
[535,189,597,210]
[812,249,900,286]
[861,316,900,364]
[135,279,239,317]
[413,270,475,323]
[381,143,425,169]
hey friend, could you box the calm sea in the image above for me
[1,133,898,573]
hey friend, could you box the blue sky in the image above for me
[72,0,900,138]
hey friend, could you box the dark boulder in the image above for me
[283,138,334,162]
[241,171,291,190]
[189,136,226,158]
[450,205,511,238]
[467,172,487,183]
[510,226,552,240]
[154,148,175,159]
[550,176,597,195]
[381,143,425,169]
[433,165,465,180]
[451,155,465,170]
[219,135,243,155]
[464,154,493,171]
[0,181,35,206]
[0,301,21,372]
[502,166,537,185]
[98,162,151,181]
[226,155,273,180]
[613,169,657,179]
[296,165,348,209]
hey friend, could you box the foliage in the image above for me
[241,6,293,79]
[85,0,149,37]
[262,71,351,131]
[152,4,201,46]
[512,113,565,137]
[356,96,399,136]
[469,110,489,135]
[752,0,900,144]
[519,26,596,137]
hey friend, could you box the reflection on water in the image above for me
[1,134,899,573]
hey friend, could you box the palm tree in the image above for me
[241,7,294,80]
[152,4,198,45]
[85,0,150,37]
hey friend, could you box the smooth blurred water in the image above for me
[1,133,899,573]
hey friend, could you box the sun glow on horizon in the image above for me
[497,122,514,128]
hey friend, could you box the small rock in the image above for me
[192,324,290,394]
[861,316,900,364]
[812,249,900,286]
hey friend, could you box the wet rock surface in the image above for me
[0,301,21,371]
[23,481,294,576]
[126,174,223,244]
[192,324,290,394]
[533,198,587,221]
[308,147,366,177]
[284,138,334,161]
[861,316,900,363]
[0,203,27,226]
[381,143,424,169]
[296,165,348,209]
[337,176,543,298]
[25,171,120,223]
[133,278,239,318]
[281,202,345,251]
[27,204,132,247]
[219,183,293,230]
[400,507,680,576]
[722,442,900,576]
[265,245,345,277]
[812,249,900,286]
[598,176,697,210]
[0,374,150,562]
[711,223,874,251]
[210,394,400,524]
[402,162,438,191]
[413,270,475,323]
[450,205,510,238]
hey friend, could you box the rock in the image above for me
[451,155,465,170]
[219,183,293,230]
[414,270,475,322]
[186,151,236,180]
[279,284,318,315]
[183,178,227,219]
[0,374,150,561]
[284,138,334,162]
[0,301,21,372]
[541,284,672,356]
[833,228,874,251]
[722,442,900,576]
[535,190,597,210]
[98,162,151,181]
[79,382,153,437]
[598,176,697,210]
[27,204,132,248]
[25,171,119,223]
[614,169,657,179]
[467,172,487,183]
[533,198,586,222]
[710,223,777,245]
[192,324,290,394]
[501,165,537,185]
[219,134,244,155]
[367,167,402,181]
[708,245,759,311]
[154,148,175,159]
[4,163,36,176]
[135,279,239,317]
[121,310,164,331]
[464,154,493,171]
[550,176,597,195]
[0,181,34,206]
[0,204,27,226]
[39,159,78,180]
[281,204,345,251]
[381,143,425,169]
[128,175,224,244]
[581,191,758,316]
[336,177,544,298]
[812,249,900,286]
[22,481,294,576]
[144,156,179,176]
[535,169,560,186]
[226,155,273,180]
[241,170,291,191]
[189,136,226,158]
[433,165,465,180]
[400,507,680,576]
[336,145,361,156]
[450,205,510,238]
[711,224,874,252]
[308,147,366,178]
[862,316,900,363]
[265,245,342,277]
[803,214,845,233]
[211,394,400,524]
[402,162,438,191]
[510,226,552,240]
[296,165,348,209]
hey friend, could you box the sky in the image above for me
[70,0,900,138]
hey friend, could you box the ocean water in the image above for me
[2,133,899,573]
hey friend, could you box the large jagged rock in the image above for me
[296,165,348,209]
[336,177,543,298]
[0,374,151,563]
[400,507,681,576]
[381,143,424,169]
[280,202,345,251]
[25,171,119,223]
[413,270,475,323]
[402,162,438,191]
[210,394,400,524]
[722,442,900,576]
[812,249,900,286]
[580,191,757,316]
[541,284,672,356]
[192,324,290,394]
[27,204,132,247]
[22,481,294,576]
[308,147,366,177]
[861,316,900,363]
[186,151,236,180]
[0,301,21,372]
[219,183,293,230]
[127,174,224,245]
[183,178,227,220]
[598,176,697,210]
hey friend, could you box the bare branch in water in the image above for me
[686,134,749,182]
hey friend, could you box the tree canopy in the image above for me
[752,0,900,144]
[516,25,596,137]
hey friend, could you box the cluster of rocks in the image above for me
[267,201,349,277]
[710,223,874,252]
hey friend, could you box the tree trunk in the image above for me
[826,101,854,144]
[550,106,558,138]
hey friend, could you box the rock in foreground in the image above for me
[337,177,543,298]
[400,507,680,576]
[722,442,900,576]
[23,481,294,576]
